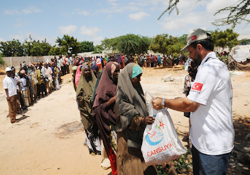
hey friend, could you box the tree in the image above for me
[211,29,239,50]
[0,53,5,65]
[239,39,250,45]
[101,34,152,55]
[158,0,250,27]
[48,46,60,55]
[79,41,94,53]
[149,34,184,56]
[56,35,81,55]
[23,35,52,56]
[0,39,24,57]
[93,45,104,54]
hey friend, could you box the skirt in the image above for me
[116,132,157,175]
[85,123,101,155]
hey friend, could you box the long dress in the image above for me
[93,62,119,175]
[76,65,101,155]
[115,63,157,175]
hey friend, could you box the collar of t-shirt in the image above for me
[198,52,217,71]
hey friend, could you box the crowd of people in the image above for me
[3,28,234,175]
[72,28,234,175]
[2,56,76,123]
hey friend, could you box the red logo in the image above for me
[191,35,197,40]
[159,121,164,129]
[191,82,203,92]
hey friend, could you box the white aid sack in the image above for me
[141,97,186,165]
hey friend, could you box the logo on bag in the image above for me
[146,121,165,146]
[147,143,172,157]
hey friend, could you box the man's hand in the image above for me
[152,97,163,110]
[7,97,10,101]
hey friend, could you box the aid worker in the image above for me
[152,28,234,175]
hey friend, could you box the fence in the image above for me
[2,56,57,69]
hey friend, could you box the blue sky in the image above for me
[1,0,249,45]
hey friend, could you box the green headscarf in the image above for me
[132,64,142,79]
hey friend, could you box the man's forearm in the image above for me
[164,97,198,112]
[5,89,9,98]
[152,97,200,112]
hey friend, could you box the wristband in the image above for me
[161,98,165,109]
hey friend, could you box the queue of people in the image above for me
[73,28,234,175]
[3,55,75,123]
[3,28,234,175]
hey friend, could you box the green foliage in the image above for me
[239,39,250,45]
[173,149,192,173]
[218,55,229,65]
[156,165,167,175]
[80,41,94,52]
[22,35,52,56]
[93,45,104,54]
[0,53,5,65]
[48,46,61,55]
[0,39,24,57]
[101,34,152,55]
[213,0,250,27]
[211,29,239,50]
[56,35,81,55]
[149,34,185,56]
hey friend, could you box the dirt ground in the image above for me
[0,66,249,175]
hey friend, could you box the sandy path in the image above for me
[0,67,249,175]
[0,74,111,175]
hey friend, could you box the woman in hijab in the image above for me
[92,62,120,174]
[76,63,101,155]
[115,63,157,175]
[75,64,83,88]
[91,64,100,78]
[157,55,161,67]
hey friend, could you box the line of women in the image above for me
[75,62,158,175]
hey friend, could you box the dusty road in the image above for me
[0,66,249,175]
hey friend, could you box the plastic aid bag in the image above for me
[141,91,186,165]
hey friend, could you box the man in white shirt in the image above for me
[152,28,234,175]
[3,67,18,123]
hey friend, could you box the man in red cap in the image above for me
[152,28,234,175]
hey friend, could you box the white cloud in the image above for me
[4,5,41,15]
[4,10,20,15]
[0,37,5,42]
[161,12,212,31]
[129,12,150,21]
[13,18,23,27]
[94,36,104,46]
[206,0,238,14]
[98,3,139,14]
[80,25,100,37]
[9,35,24,41]
[108,0,118,6]
[77,10,90,16]
[58,25,77,34]
[22,5,41,14]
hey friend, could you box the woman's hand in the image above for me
[141,116,155,125]
[106,96,116,108]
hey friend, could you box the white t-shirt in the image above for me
[187,52,234,155]
[20,78,27,91]
[3,76,17,97]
